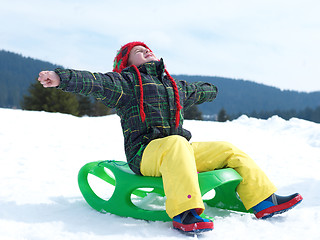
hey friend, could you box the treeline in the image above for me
[20,79,320,123]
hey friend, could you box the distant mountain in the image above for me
[1,50,320,116]
[0,50,61,108]
[172,75,320,117]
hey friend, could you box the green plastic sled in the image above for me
[78,160,250,222]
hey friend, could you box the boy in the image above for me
[38,41,302,233]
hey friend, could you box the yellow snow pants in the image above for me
[140,135,277,219]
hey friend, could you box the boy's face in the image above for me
[127,45,158,67]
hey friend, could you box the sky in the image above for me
[1,0,320,92]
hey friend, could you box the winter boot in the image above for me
[253,193,303,219]
[172,209,213,233]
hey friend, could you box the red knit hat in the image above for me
[113,42,182,128]
[113,41,151,73]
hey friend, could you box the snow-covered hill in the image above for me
[1,108,319,240]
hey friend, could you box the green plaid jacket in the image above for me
[55,59,217,174]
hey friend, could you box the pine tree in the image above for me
[91,100,112,116]
[77,95,94,116]
[184,105,203,120]
[21,80,80,116]
[217,108,229,122]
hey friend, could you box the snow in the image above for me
[1,108,320,240]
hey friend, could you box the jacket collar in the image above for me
[123,58,165,78]
[137,58,165,77]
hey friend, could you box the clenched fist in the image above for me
[38,71,61,88]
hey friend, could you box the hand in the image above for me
[38,71,61,88]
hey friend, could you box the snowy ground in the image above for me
[1,108,320,240]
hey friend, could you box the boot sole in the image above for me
[173,221,214,233]
[255,194,303,219]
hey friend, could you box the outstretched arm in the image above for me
[178,80,218,110]
[38,71,61,88]
[38,68,130,109]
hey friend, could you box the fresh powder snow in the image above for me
[1,108,319,240]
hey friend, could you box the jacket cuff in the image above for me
[54,68,69,90]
